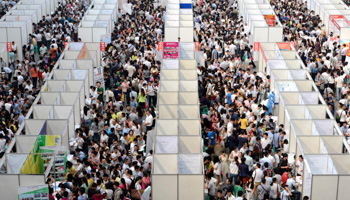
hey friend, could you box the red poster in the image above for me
[100,42,106,52]
[195,42,200,51]
[7,42,12,52]
[254,42,259,51]
[157,42,163,51]
[64,42,68,49]
[264,15,275,27]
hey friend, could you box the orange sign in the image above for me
[264,15,276,27]
[276,43,292,50]
[157,42,163,51]
[7,42,12,52]
[254,42,259,51]
[100,42,106,52]
[347,43,350,57]
[195,42,200,51]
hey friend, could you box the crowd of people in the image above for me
[1,0,350,199]
[50,0,165,200]
[193,0,324,200]
[0,0,19,19]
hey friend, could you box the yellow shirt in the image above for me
[116,111,125,119]
[88,178,94,188]
[238,118,248,130]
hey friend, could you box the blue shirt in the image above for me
[273,133,281,148]
[227,92,232,105]
[208,131,216,145]
[260,157,273,170]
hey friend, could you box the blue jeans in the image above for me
[336,87,342,101]
[229,173,238,185]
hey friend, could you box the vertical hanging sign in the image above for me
[157,42,163,51]
[100,42,106,52]
[64,42,68,49]
[195,42,200,51]
[7,42,12,52]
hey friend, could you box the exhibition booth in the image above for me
[307,0,350,38]
[78,0,118,42]
[237,0,283,47]
[256,41,350,200]
[0,42,100,199]
[0,21,28,60]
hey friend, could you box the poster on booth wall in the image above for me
[18,185,49,200]
[263,15,276,27]
[163,42,179,59]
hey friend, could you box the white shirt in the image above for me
[252,168,264,183]
[296,160,304,175]
[145,114,153,127]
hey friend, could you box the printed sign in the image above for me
[254,42,259,51]
[64,42,68,49]
[264,15,276,27]
[163,42,179,59]
[100,42,106,52]
[195,42,200,51]
[157,42,163,51]
[18,185,49,200]
[7,42,12,52]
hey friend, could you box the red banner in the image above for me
[157,42,163,51]
[254,42,259,51]
[7,42,12,52]
[195,42,200,51]
[100,42,106,52]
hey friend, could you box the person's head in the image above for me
[217,189,223,197]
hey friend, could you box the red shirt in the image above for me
[281,172,288,186]
[92,194,103,200]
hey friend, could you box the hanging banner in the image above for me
[18,185,49,200]
[264,15,276,27]
[254,42,259,51]
[195,42,200,51]
[157,42,163,51]
[100,42,106,52]
[7,42,12,52]
[276,43,292,51]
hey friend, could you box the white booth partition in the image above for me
[0,174,45,200]
[277,92,320,130]
[0,21,28,60]
[288,119,337,155]
[2,15,33,34]
[20,0,47,17]
[10,7,39,23]
[297,136,343,155]
[0,43,8,65]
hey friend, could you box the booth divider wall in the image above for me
[151,2,204,200]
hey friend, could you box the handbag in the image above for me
[131,189,141,199]
[261,184,270,199]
